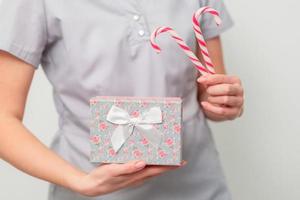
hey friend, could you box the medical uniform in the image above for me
[0,0,234,199]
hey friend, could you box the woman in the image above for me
[0,0,244,199]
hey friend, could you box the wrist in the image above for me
[64,168,87,193]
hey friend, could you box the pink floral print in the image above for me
[173,124,181,134]
[141,100,149,107]
[109,148,116,156]
[131,110,140,118]
[98,122,107,131]
[141,137,149,145]
[163,123,168,130]
[133,149,143,158]
[158,150,167,158]
[90,135,100,144]
[165,138,173,146]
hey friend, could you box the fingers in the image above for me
[198,74,241,86]
[206,83,243,96]
[134,161,187,181]
[201,102,240,120]
[104,160,146,177]
[207,96,243,107]
[143,165,181,178]
[121,161,187,187]
[108,166,175,190]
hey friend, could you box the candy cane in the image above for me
[150,26,209,75]
[193,6,222,74]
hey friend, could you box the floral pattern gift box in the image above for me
[89,96,183,166]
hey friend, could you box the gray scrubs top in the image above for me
[0,0,234,199]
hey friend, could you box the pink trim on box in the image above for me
[90,96,182,103]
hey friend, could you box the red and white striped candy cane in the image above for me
[150,26,209,75]
[193,6,222,74]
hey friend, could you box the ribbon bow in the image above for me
[106,105,163,152]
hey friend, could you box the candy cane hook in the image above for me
[150,26,209,75]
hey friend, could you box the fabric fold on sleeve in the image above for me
[0,0,48,69]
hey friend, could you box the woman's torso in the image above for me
[37,1,231,199]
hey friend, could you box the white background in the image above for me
[1,0,300,199]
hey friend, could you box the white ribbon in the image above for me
[106,105,163,152]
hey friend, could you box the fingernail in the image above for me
[201,102,208,107]
[135,161,146,169]
[198,76,205,82]
[181,161,188,166]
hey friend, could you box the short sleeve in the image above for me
[0,0,48,69]
[199,0,234,40]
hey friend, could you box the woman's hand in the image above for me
[71,160,185,197]
[197,74,244,121]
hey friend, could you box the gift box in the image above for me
[89,96,183,166]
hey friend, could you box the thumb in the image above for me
[197,74,209,84]
[106,160,146,177]
[197,76,209,90]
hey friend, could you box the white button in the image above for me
[133,15,140,21]
[138,30,145,36]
